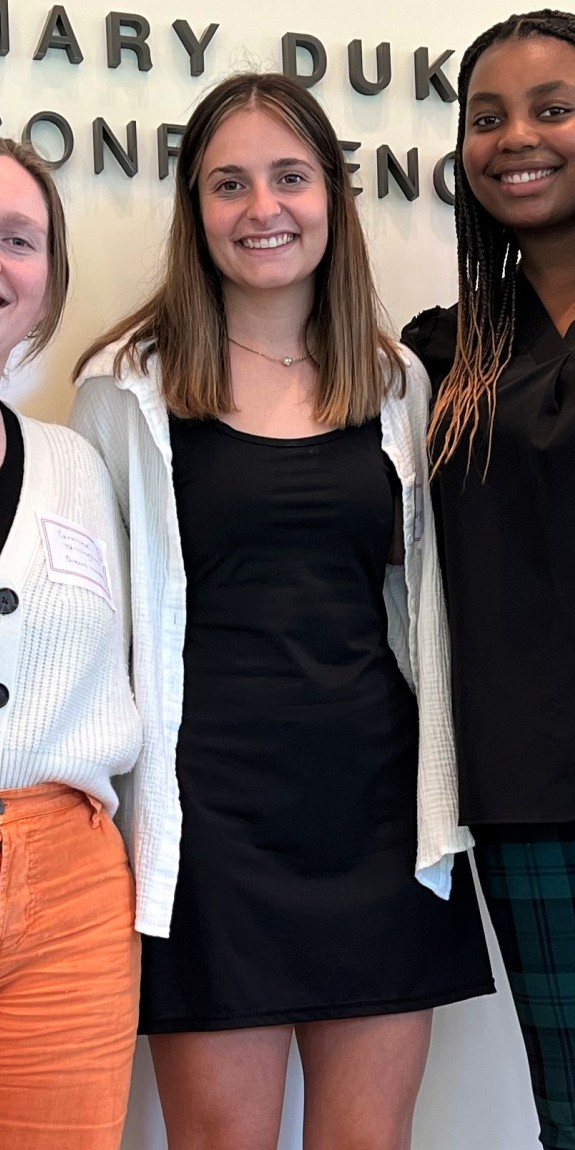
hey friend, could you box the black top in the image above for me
[0,401,24,554]
[172,416,404,715]
[403,274,575,824]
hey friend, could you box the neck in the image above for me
[223,281,314,354]
[518,226,575,297]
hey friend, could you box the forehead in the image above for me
[0,155,49,229]
[468,34,575,97]
[201,107,317,169]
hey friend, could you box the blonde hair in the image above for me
[74,72,405,423]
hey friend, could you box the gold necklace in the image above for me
[228,336,310,368]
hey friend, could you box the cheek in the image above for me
[201,208,231,258]
[311,195,329,247]
[461,142,486,199]
[461,140,475,181]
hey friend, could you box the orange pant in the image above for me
[0,783,141,1150]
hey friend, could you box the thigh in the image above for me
[474,823,575,1150]
[150,1025,293,1150]
[296,1011,432,1150]
[0,794,140,1150]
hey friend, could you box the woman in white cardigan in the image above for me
[72,73,493,1150]
[0,139,142,1150]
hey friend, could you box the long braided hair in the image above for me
[429,9,575,475]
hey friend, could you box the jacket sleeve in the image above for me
[69,377,131,530]
[401,351,474,897]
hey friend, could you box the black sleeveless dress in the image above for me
[139,416,493,1032]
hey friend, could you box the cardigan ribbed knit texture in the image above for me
[71,345,473,938]
[0,410,142,815]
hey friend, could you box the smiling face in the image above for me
[198,107,329,300]
[0,155,49,375]
[462,34,575,238]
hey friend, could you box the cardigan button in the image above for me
[0,684,9,708]
[0,588,19,615]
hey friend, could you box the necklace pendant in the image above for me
[282,357,293,367]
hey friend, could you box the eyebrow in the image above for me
[205,158,316,180]
[468,80,575,107]
[0,211,47,233]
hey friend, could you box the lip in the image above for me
[489,160,559,178]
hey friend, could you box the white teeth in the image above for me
[500,168,555,184]
[241,233,295,249]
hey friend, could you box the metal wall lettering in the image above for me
[281,33,327,89]
[22,110,74,168]
[377,146,419,200]
[1,7,459,205]
[157,122,185,179]
[348,41,391,96]
[93,117,138,174]
[33,5,83,64]
[106,12,152,71]
[0,0,9,57]
[433,151,455,205]
[413,47,456,101]
[171,21,219,76]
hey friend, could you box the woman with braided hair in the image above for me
[403,10,575,1149]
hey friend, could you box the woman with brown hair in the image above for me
[0,138,141,1149]
[402,11,575,1149]
[72,72,492,1150]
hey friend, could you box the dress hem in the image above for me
[139,979,495,1034]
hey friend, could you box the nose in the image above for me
[497,115,541,153]
[245,179,282,224]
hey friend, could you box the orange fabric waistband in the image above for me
[0,783,97,823]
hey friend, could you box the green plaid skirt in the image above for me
[474,824,575,1150]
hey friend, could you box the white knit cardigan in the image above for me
[0,409,142,814]
[71,345,473,938]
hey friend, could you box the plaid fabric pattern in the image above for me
[474,824,575,1150]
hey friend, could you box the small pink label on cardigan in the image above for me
[38,513,115,611]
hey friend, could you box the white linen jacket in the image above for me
[71,344,472,937]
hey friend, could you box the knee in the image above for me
[167,1116,279,1150]
[315,1119,412,1150]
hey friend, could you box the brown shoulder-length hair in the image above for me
[0,138,69,360]
[429,9,575,475]
[74,71,405,423]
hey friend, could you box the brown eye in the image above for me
[472,114,501,128]
[540,105,571,118]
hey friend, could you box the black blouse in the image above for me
[403,274,575,824]
[0,401,24,554]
